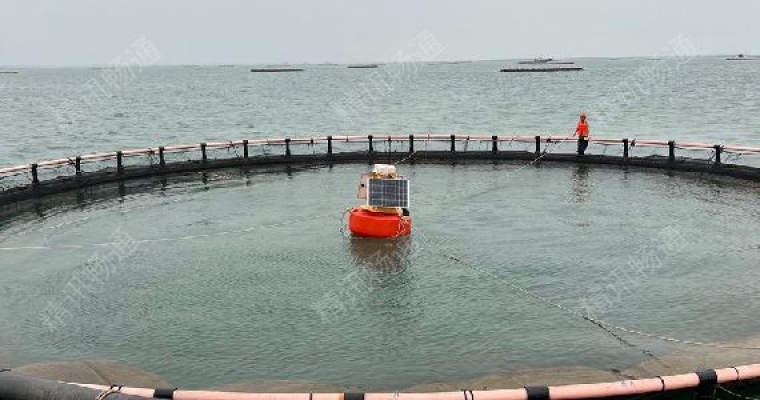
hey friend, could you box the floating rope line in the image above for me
[394,149,418,166]
[412,226,760,360]
[227,140,242,161]
[718,385,760,400]
[0,212,335,252]
[413,229,660,362]
[467,135,568,202]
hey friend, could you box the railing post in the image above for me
[327,136,333,155]
[31,163,39,185]
[242,140,249,161]
[200,143,207,164]
[387,136,392,154]
[450,134,456,152]
[116,151,124,174]
[409,135,414,153]
[668,140,675,163]
[285,138,291,157]
[159,146,166,169]
[535,136,541,155]
[492,135,498,153]
[623,138,629,159]
[75,156,82,175]
[368,135,374,153]
[714,144,722,165]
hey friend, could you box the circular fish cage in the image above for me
[1,134,760,400]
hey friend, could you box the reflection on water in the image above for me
[347,236,414,275]
[570,165,591,203]
[346,235,423,351]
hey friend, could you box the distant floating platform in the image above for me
[0,71,19,74]
[347,64,379,69]
[500,66,583,72]
[250,68,304,72]
[427,61,472,65]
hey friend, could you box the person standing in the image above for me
[574,111,590,156]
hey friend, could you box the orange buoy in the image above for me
[348,207,412,238]
[346,164,412,238]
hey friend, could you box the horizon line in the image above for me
[0,53,750,69]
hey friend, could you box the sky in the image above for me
[1,0,759,66]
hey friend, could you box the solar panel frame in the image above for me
[366,179,410,208]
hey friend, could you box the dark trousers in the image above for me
[577,137,589,155]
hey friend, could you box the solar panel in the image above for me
[367,179,410,208]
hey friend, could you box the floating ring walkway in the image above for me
[1,365,760,400]
[1,134,759,205]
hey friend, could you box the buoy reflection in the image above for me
[347,235,413,278]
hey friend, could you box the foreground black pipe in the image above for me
[0,372,146,400]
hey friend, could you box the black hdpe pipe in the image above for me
[0,371,147,400]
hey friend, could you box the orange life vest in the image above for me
[576,121,589,137]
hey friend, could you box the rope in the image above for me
[339,207,353,238]
[228,140,242,161]
[466,135,568,201]
[718,385,760,400]
[0,213,335,252]
[394,150,418,166]
[416,226,760,351]
[94,387,121,400]
[724,151,744,165]
[405,219,760,357]
[413,227,661,361]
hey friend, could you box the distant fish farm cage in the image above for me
[1,134,759,205]
[500,66,584,72]
[250,67,304,72]
[348,64,380,69]
[726,53,759,61]
[427,61,472,65]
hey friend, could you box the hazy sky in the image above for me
[1,0,759,66]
